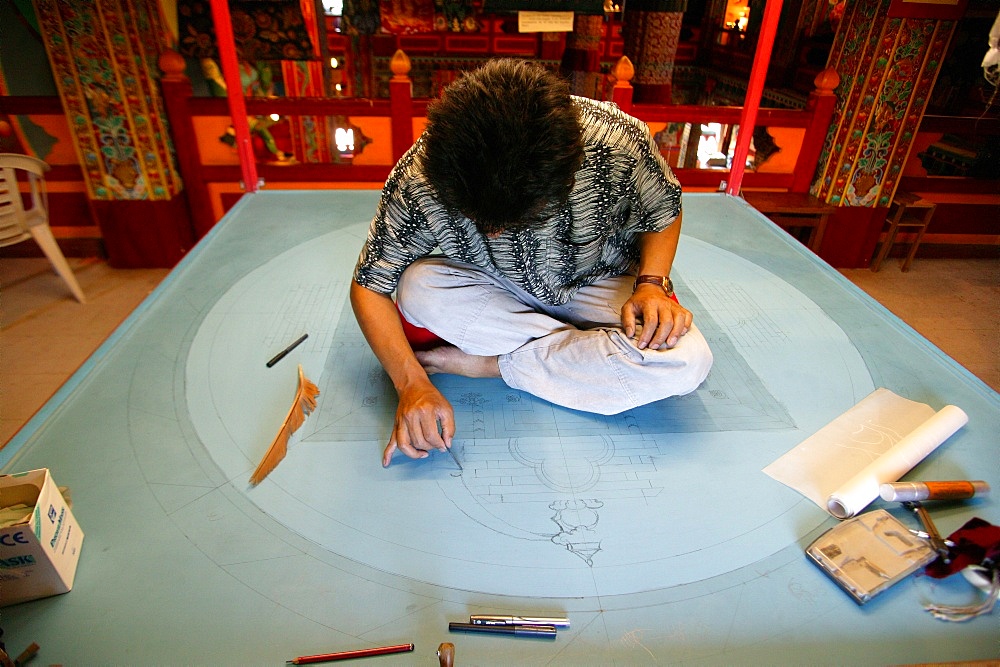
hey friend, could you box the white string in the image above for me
[924,567,999,622]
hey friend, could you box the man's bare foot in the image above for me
[416,346,501,379]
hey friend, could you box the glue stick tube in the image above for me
[879,480,990,502]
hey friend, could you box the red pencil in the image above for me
[288,643,414,664]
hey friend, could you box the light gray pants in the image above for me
[396,257,713,415]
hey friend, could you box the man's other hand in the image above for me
[621,284,692,350]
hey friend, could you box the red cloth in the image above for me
[396,302,447,351]
[925,517,1000,579]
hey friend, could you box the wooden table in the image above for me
[743,191,836,254]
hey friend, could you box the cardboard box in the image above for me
[0,469,84,606]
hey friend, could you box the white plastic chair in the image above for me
[0,153,85,303]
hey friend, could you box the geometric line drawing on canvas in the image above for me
[263,281,340,351]
[451,434,668,567]
[185,229,874,598]
[688,279,789,349]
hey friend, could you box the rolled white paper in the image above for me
[826,405,969,519]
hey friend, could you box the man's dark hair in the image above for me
[422,59,584,235]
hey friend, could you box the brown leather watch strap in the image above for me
[633,274,674,296]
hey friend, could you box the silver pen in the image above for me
[470,615,569,628]
[447,445,463,470]
[437,419,462,470]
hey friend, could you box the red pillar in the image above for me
[622,2,687,104]
[727,0,783,196]
[209,0,258,193]
[560,15,604,98]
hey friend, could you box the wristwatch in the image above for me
[633,274,674,297]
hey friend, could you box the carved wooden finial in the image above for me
[813,67,840,95]
[159,48,187,82]
[612,56,635,87]
[390,49,411,80]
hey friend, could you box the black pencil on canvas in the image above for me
[267,333,308,368]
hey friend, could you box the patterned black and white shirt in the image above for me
[353,97,682,306]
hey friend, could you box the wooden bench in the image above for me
[743,191,835,254]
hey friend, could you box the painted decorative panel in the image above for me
[34,0,181,201]
[812,0,955,207]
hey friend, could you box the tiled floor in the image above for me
[1,257,169,446]
[839,258,999,392]
[1,254,997,448]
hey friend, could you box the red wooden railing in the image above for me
[209,0,258,194]
[159,48,426,237]
[611,57,839,193]
[726,0,782,196]
[158,47,841,239]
